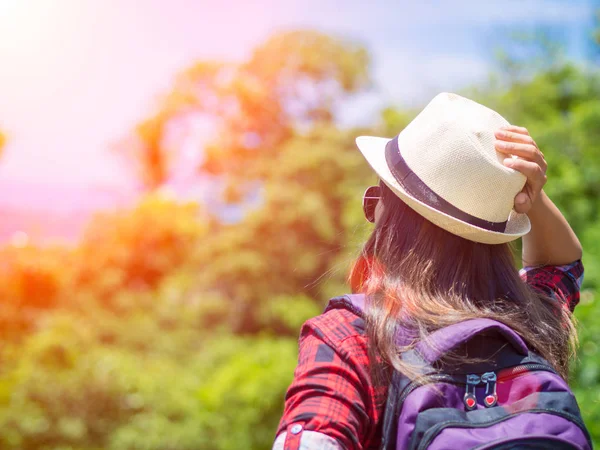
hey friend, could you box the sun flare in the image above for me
[0,0,20,15]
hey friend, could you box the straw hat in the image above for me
[355,92,531,244]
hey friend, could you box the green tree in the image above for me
[122,30,370,191]
[119,31,374,332]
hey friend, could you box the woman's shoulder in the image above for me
[301,297,367,346]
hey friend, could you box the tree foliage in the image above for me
[122,30,369,191]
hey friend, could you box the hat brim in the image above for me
[355,136,531,245]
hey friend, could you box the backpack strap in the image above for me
[324,294,403,450]
[380,369,411,450]
[324,293,366,318]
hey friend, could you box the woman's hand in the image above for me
[494,125,582,265]
[494,125,547,214]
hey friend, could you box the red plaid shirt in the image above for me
[275,261,584,450]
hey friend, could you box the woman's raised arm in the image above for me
[495,126,582,267]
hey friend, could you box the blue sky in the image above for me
[0,0,597,190]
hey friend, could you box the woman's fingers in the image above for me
[496,125,548,213]
[503,157,547,212]
[498,125,530,137]
[504,158,546,185]
[513,190,532,214]
[495,142,547,171]
[495,140,537,158]
[494,128,547,171]
[495,127,534,143]
[494,129,539,152]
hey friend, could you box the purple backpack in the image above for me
[326,294,591,450]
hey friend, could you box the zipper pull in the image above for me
[481,372,498,407]
[463,374,480,410]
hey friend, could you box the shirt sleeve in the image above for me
[519,260,584,312]
[273,431,344,450]
[275,315,372,450]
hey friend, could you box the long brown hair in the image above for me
[350,181,576,381]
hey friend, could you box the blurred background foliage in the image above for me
[1,26,600,449]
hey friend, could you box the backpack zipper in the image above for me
[471,435,581,450]
[480,371,498,408]
[464,374,480,410]
[396,362,557,406]
[416,409,590,450]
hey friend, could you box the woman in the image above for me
[273,93,583,450]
